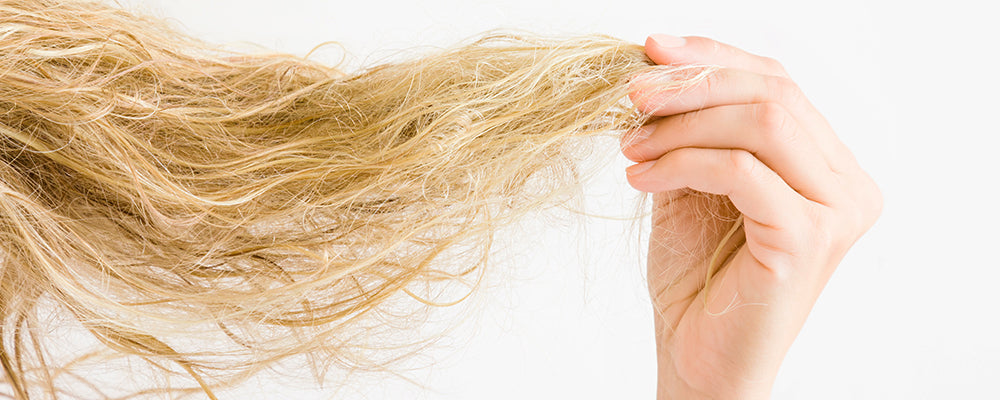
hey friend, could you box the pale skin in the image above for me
[621,34,883,399]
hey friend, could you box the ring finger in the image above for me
[625,147,807,232]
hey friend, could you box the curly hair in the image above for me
[0,0,717,397]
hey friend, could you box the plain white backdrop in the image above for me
[111,1,999,398]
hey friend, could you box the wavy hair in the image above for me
[0,0,719,398]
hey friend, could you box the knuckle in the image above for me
[835,169,884,237]
[675,110,700,131]
[699,71,721,99]
[819,199,870,257]
[727,149,759,179]
[766,75,804,105]
[754,102,795,142]
[760,56,789,76]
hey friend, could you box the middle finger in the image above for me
[622,103,841,206]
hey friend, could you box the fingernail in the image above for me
[626,160,656,176]
[634,124,657,142]
[649,34,686,48]
[624,123,657,148]
[631,70,677,88]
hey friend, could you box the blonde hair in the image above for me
[0,0,720,397]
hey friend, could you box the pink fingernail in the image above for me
[649,34,686,48]
[630,70,677,90]
[626,161,656,176]
[634,124,657,142]
[623,123,656,149]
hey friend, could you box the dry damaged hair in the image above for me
[0,0,724,398]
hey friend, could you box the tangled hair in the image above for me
[0,0,720,398]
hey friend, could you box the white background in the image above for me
[116,1,999,398]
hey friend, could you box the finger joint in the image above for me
[753,102,796,144]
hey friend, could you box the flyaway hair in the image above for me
[0,0,724,398]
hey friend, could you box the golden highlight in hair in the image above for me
[0,0,723,397]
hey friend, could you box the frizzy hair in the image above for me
[0,0,727,398]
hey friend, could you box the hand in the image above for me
[621,35,882,399]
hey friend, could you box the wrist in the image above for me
[655,341,774,400]
[656,367,772,400]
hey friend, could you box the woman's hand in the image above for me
[621,34,882,399]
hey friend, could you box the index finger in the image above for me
[645,34,790,78]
